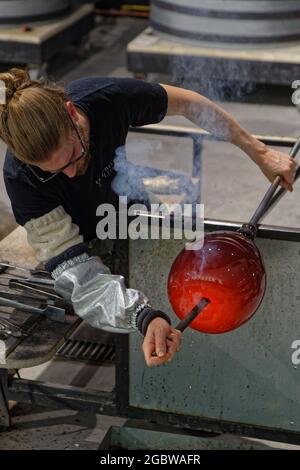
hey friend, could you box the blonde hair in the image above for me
[0,67,71,164]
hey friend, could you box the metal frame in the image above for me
[130,123,298,148]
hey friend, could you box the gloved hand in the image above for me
[138,310,182,367]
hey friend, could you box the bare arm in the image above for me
[160,83,296,191]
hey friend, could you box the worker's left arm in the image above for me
[160,84,297,191]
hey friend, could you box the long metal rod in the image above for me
[130,124,298,147]
[0,262,48,277]
[0,297,65,323]
[248,136,300,227]
[175,298,210,332]
[9,280,61,300]
[259,165,300,222]
[151,299,210,358]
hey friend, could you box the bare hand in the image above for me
[257,147,297,192]
[142,317,181,367]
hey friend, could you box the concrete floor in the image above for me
[1,14,300,449]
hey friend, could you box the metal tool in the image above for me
[152,299,210,358]
[0,312,13,321]
[8,281,72,312]
[0,297,65,323]
[0,309,36,337]
[0,331,14,340]
[0,326,23,338]
[248,136,300,228]
[0,261,49,277]
[0,291,56,306]
[0,273,28,281]
[10,276,54,286]
[0,264,8,274]
[259,165,300,222]
[0,329,23,339]
[5,276,55,289]
[9,280,61,300]
[175,298,211,332]
[0,320,25,338]
[0,313,24,329]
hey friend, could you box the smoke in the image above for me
[111,139,200,206]
[169,55,256,102]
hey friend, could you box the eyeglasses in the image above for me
[28,113,87,183]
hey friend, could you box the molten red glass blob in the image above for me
[168,231,266,334]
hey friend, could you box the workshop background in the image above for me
[1,0,300,451]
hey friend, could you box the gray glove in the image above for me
[52,254,150,333]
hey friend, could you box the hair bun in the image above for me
[0,67,31,105]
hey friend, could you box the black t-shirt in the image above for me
[3,77,168,241]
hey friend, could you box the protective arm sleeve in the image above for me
[24,206,170,334]
[52,254,151,333]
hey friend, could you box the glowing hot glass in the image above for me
[168,231,266,334]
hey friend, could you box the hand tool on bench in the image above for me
[0,296,65,323]
[0,330,20,340]
[0,261,49,277]
[0,276,55,293]
[7,281,72,312]
[8,280,60,299]
[0,291,59,308]
[9,276,54,287]
[0,329,23,339]
[0,312,27,330]
[0,312,28,337]
[0,309,40,335]
[0,320,26,338]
